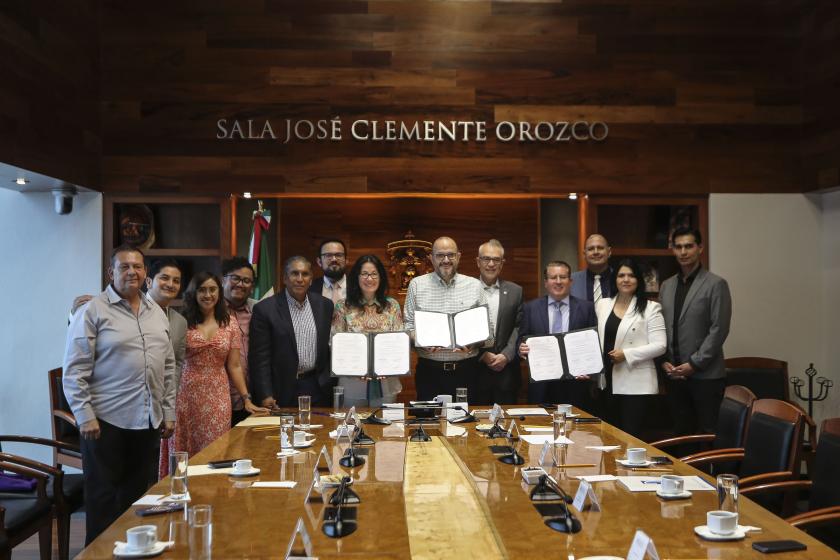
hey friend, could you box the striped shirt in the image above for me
[404,272,493,361]
[286,290,318,373]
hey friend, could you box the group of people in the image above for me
[62,227,731,544]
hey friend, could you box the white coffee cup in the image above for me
[233,459,252,473]
[293,430,307,445]
[126,525,157,551]
[660,474,684,495]
[707,510,738,535]
[557,404,573,415]
[626,447,647,464]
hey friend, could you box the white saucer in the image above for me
[693,525,747,541]
[578,556,624,560]
[294,438,317,449]
[616,458,654,467]
[113,541,172,558]
[229,467,261,477]
[656,489,692,500]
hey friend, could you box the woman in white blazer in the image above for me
[595,258,666,439]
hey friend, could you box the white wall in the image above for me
[0,190,102,463]
[818,191,840,425]
[710,193,839,428]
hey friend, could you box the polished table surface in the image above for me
[78,408,838,559]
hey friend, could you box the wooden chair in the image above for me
[684,399,806,503]
[0,455,53,560]
[651,385,756,463]
[0,438,83,560]
[741,418,840,549]
[725,357,789,401]
[48,367,82,470]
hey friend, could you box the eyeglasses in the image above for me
[225,274,254,286]
[433,252,458,261]
[321,252,346,260]
[359,272,379,279]
[478,256,503,264]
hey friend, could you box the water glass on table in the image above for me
[455,387,468,403]
[298,395,312,429]
[716,473,739,514]
[333,386,345,414]
[553,410,567,446]
[188,504,212,560]
[280,415,295,451]
[169,451,189,501]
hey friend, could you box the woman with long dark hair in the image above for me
[172,272,267,458]
[331,254,404,407]
[595,258,666,439]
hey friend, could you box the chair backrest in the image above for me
[713,385,756,450]
[809,418,840,511]
[725,357,789,401]
[740,399,804,478]
[48,367,82,469]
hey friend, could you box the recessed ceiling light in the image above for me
[243,192,252,199]
[14,177,29,185]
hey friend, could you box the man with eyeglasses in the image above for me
[404,237,494,401]
[221,257,259,426]
[475,239,523,404]
[310,239,348,304]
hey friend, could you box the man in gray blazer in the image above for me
[476,240,523,404]
[660,227,732,435]
[571,234,614,303]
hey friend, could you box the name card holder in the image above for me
[572,479,601,512]
[304,467,324,505]
[627,529,660,560]
[284,518,317,560]
[315,445,333,473]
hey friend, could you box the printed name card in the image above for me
[572,479,601,512]
[627,530,660,560]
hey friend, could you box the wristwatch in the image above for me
[243,393,252,402]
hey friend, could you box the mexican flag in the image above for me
[249,208,274,300]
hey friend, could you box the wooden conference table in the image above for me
[79,407,837,559]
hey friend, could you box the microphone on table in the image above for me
[486,415,526,439]
[322,476,357,538]
[447,405,476,424]
[361,406,392,425]
[498,426,525,465]
[339,435,366,468]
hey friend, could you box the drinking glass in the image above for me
[169,451,189,501]
[298,395,312,429]
[552,411,567,447]
[280,415,295,451]
[333,386,345,414]
[455,388,468,403]
[188,505,212,560]
[716,474,739,514]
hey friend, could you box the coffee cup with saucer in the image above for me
[694,510,746,541]
[618,447,650,466]
[114,525,170,557]
[230,459,260,477]
[656,474,691,499]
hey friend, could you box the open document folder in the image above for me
[414,305,491,348]
[526,327,604,381]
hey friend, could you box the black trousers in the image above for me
[599,391,656,441]
[415,357,479,401]
[666,377,726,436]
[527,379,595,414]
[476,363,520,405]
[80,419,160,544]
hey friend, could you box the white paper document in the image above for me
[452,306,490,347]
[575,475,618,483]
[526,335,564,381]
[563,329,604,377]
[506,407,550,416]
[521,434,574,445]
[252,481,297,489]
[586,445,621,452]
[236,416,281,427]
[373,332,410,376]
[414,310,453,347]
[618,476,715,492]
[331,332,369,376]
[523,426,553,433]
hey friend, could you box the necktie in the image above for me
[551,301,565,334]
[593,274,602,303]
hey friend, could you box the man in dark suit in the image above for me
[309,238,347,304]
[660,227,732,435]
[570,233,613,303]
[250,256,334,408]
[519,260,598,409]
[475,239,523,404]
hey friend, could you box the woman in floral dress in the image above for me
[171,272,267,461]
[331,255,404,407]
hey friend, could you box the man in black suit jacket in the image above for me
[475,240,523,404]
[250,256,334,407]
[519,260,598,409]
[308,238,347,303]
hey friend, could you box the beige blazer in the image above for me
[596,297,666,395]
